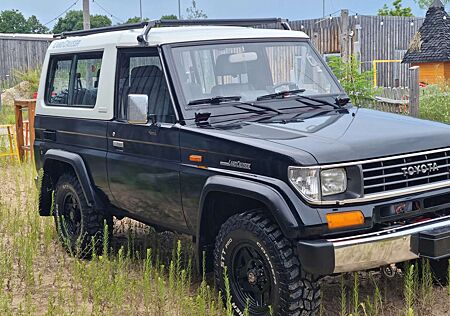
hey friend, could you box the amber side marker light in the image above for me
[189,154,203,163]
[326,211,365,229]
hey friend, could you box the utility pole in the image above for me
[178,0,181,19]
[322,0,325,17]
[139,0,143,22]
[340,9,350,63]
[82,0,91,30]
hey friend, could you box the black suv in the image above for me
[35,19,450,315]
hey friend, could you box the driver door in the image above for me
[106,48,187,232]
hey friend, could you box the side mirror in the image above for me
[127,94,148,124]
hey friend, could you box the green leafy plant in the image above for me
[415,0,450,9]
[13,68,41,94]
[328,55,378,105]
[53,10,112,34]
[378,0,414,16]
[419,83,450,123]
[0,9,48,34]
[404,264,415,316]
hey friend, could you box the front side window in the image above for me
[116,49,175,123]
[46,52,103,107]
[171,41,342,106]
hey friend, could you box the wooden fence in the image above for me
[360,87,410,114]
[0,34,52,86]
[290,14,424,87]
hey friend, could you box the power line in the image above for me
[43,0,80,26]
[92,0,125,23]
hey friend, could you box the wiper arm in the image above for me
[188,95,241,106]
[256,89,306,101]
[239,103,283,114]
[295,95,347,109]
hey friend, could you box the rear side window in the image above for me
[46,52,103,107]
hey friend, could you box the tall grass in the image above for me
[0,161,225,315]
[420,83,450,124]
[1,161,450,315]
[0,103,16,125]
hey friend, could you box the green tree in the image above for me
[0,10,29,33]
[186,0,207,19]
[414,0,450,9]
[378,0,413,16]
[328,55,378,104]
[0,10,48,33]
[125,16,150,24]
[161,14,178,20]
[27,15,49,33]
[52,10,112,34]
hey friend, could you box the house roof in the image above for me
[402,0,450,63]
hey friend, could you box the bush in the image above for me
[420,84,450,124]
[13,68,41,93]
[328,55,378,104]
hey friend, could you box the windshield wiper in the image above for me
[256,89,306,101]
[188,95,241,106]
[236,103,283,114]
[295,95,350,109]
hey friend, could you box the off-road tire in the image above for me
[214,210,321,316]
[429,258,449,286]
[53,173,112,258]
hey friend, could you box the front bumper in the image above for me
[297,215,450,275]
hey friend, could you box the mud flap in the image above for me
[38,171,53,216]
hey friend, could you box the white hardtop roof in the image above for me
[48,26,309,53]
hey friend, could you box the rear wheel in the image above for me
[54,173,112,257]
[214,210,321,315]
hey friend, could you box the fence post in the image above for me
[340,9,350,63]
[409,66,420,117]
[14,101,24,161]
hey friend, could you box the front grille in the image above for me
[361,149,450,196]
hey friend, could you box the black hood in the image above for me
[210,107,450,164]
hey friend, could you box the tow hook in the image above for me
[381,264,398,278]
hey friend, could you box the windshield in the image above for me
[171,41,341,106]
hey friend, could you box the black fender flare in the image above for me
[42,149,102,209]
[197,175,301,242]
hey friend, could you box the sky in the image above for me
[0,0,435,29]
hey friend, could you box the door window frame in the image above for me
[114,47,180,124]
[45,51,104,108]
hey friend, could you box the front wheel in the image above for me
[214,211,321,316]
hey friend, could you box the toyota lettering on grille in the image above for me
[401,163,439,177]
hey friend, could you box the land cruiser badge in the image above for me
[220,159,252,170]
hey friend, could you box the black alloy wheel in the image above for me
[214,210,321,316]
[54,173,112,257]
[231,243,274,314]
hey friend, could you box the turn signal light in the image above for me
[189,154,203,163]
[326,211,364,229]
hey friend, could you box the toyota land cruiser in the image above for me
[35,19,450,315]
